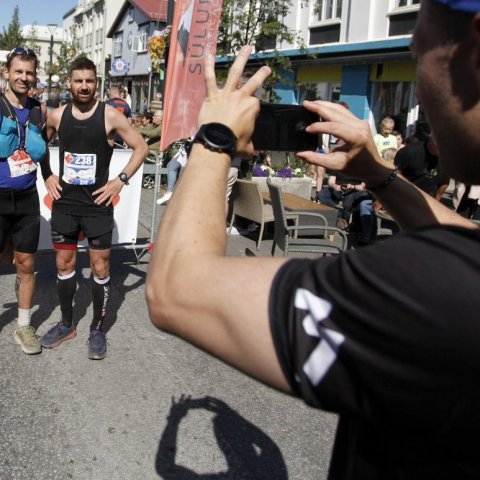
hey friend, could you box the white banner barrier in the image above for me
[37,148,144,250]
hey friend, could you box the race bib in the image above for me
[7,149,37,177]
[62,151,97,186]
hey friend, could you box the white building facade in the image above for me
[63,0,123,97]
[223,0,421,137]
[21,24,64,87]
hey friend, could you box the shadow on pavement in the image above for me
[156,395,288,479]
[1,247,147,335]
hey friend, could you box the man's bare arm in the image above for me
[146,47,291,393]
[93,107,149,206]
[41,106,64,200]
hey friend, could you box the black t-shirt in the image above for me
[326,170,362,186]
[395,142,449,196]
[269,226,480,479]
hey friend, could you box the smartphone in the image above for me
[252,102,319,152]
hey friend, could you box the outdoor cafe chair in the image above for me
[228,179,275,250]
[267,178,348,257]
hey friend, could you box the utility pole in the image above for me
[47,24,57,99]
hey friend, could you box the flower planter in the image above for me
[251,176,313,200]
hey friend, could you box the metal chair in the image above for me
[228,179,275,250]
[267,178,348,257]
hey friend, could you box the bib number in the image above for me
[62,151,97,185]
[7,149,37,177]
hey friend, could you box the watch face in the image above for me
[203,123,237,151]
[193,123,237,156]
[204,123,232,147]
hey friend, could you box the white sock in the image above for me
[17,308,31,328]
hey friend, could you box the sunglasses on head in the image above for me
[7,47,37,60]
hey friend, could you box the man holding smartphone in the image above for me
[147,1,480,477]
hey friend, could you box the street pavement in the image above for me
[0,185,337,480]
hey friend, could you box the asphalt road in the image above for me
[0,185,337,480]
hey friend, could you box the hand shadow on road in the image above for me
[155,395,288,479]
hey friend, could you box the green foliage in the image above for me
[25,23,40,52]
[217,0,307,102]
[0,6,24,50]
[53,38,83,81]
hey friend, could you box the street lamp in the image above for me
[47,23,57,99]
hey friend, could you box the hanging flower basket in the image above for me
[148,26,171,72]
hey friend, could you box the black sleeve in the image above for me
[269,227,480,425]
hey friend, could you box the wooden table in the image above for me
[262,191,338,227]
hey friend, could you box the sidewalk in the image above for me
[0,187,336,480]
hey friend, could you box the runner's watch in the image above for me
[118,172,129,185]
[192,123,237,158]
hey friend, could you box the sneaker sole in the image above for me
[88,351,106,360]
[13,332,42,355]
[41,330,77,349]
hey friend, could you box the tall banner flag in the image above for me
[160,0,224,151]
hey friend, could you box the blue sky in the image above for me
[1,0,76,32]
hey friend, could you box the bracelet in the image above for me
[367,168,399,192]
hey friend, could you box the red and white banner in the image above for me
[160,0,223,151]
[37,148,144,250]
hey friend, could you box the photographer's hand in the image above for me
[297,100,474,231]
[197,46,271,156]
[297,100,393,187]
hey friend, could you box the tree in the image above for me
[0,6,24,50]
[217,0,308,100]
[25,23,40,53]
[53,35,84,83]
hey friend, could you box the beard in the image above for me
[71,89,96,105]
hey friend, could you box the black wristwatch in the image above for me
[118,172,129,185]
[192,123,237,158]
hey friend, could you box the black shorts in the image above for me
[51,210,114,251]
[0,186,40,254]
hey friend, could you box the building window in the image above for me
[389,0,419,36]
[396,0,420,7]
[309,0,342,44]
[128,7,134,23]
[114,32,123,57]
[313,0,342,23]
[133,23,149,53]
[371,81,416,137]
[297,82,340,104]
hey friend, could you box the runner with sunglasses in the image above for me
[0,47,49,354]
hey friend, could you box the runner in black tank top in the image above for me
[39,56,149,360]
[55,101,114,216]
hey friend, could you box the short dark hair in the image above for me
[69,56,97,77]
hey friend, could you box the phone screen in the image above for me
[252,103,319,152]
